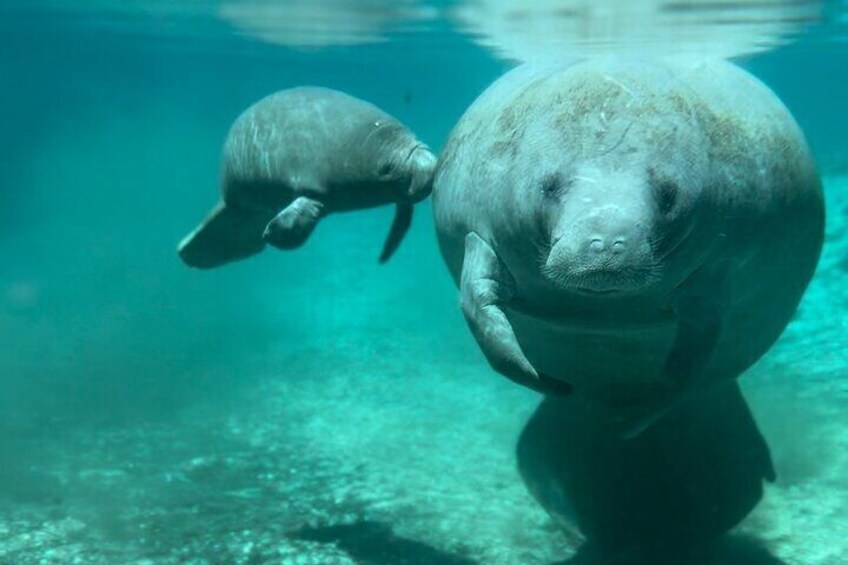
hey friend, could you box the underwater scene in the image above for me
[2,1,848,563]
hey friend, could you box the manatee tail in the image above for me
[178,201,273,269]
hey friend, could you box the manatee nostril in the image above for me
[586,237,627,256]
[612,239,626,254]
[589,238,604,253]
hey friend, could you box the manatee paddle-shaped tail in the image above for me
[178,202,276,269]
[460,232,573,396]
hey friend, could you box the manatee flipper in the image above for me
[618,265,732,438]
[664,262,732,386]
[379,202,413,263]
[663,297,724,387]
[460,232,572,396]
[178,201,275,269]
[263,196,325,250]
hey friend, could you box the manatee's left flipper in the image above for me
[662,296,724,389]
[663,263,732,388]
[263,196,325,251]
[617,264,731,438]
[460,232,572,396]
[379,202,413,263]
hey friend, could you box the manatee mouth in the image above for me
[571,276,629,297]
[573,286,624,296]
[543,265,655,298]
[543,238,660,297]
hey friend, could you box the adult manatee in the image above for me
[433,57,824,433]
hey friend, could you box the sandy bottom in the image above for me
[1,174,846,563]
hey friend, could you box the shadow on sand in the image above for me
[292,520,478,565]
[557,534,787,565]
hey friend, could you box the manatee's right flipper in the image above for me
[263,196,325,250]
[378,202,412,263]
[460,232,572,396]
[178,201,275,269]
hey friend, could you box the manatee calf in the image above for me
[433,57,824,433]
[179,87,436,268]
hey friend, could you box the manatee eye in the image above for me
[540,173,570,199]
[655,180,678,215]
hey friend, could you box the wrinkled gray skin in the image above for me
[433,57,824,435]
[179,87,436,268]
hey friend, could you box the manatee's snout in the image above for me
[405,146,437,203]
[545,205,654,294]
[575,206,642,262]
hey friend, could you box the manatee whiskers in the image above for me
[535,235,556,272]
[541,257,662,295]
[540,262,583,290]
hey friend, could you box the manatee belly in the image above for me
[507,263,808,411]
[510,310,677,406]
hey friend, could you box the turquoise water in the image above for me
[1,1,847,563]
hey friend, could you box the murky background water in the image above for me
[1,1,847,563]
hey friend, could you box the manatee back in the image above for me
[221,87,393,210]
